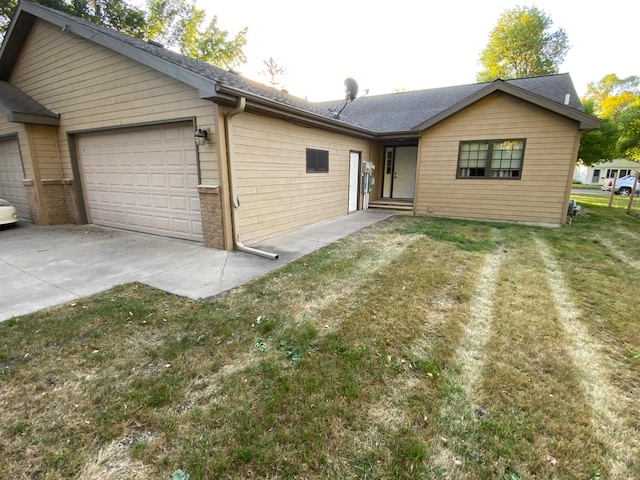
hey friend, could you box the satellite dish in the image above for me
[344,78,358,101]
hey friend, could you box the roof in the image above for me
[0,80,59,125]
[0,1,600,135]
[316,74,598,133]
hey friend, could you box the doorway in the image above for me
[382,146,417,199]
[348,151,360,213]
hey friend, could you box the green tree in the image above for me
[1,0,247,69]
[578,100,620,164]
[579,74,640,164]
[476,5,569,82]
[1,0,66,33]
[0,0,145,37]
[145,0,247,68]
[616,104,640,160]
[584,74,640,120]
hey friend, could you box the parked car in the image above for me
[0,199,18,227]
[601,175,640,196]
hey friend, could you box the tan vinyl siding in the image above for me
[232,112,370,244]
[23,124,62,179]
[415,92,581,225]
[9,19,218,184]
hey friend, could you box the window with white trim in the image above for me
[457,139,525,179]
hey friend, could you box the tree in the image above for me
[476,5,569,82]
[616,104,640,160]
[583,74,640,120]
[579,74,640,164]
[0,0,145,38]
[145,0,247,69]
[260,57,287,88]
[1,0,247,69]
[578,100,620,164]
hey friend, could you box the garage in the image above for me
[78,122,203,241]
[0,136,30,220]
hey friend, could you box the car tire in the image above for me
[619,187,632,196]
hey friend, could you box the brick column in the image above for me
[41,180,70,224]
[198,185,224,249]
[22,179,41,224]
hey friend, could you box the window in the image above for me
[457,139,525,179]
[306,148,329,173]
[606,169,630,179]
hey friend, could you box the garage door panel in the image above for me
[0,137,30,220]
[79,122,202,241]
[168,173,187,188]
[153,195,169,209]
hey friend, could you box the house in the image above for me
[0,1,600,253]
[574,158,639,185]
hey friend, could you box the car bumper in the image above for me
[0,208,18,225]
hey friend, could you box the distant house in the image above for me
[0,1,600,252]
[574,158,639,185]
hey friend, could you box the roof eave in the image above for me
[4,1,218,97]
[375,131,421,141]
[0,7,36,79]
[215,85,377,140]
[2,109,60,125]
[412,80,602,132]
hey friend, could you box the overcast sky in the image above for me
[198,0,638,102]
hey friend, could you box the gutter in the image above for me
[215,85,376,139]
[224,96,279,260]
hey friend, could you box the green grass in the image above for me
[1,198,639,479]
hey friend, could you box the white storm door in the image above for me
[392,146,417,199]
[0,137,30,220]
[78,122,202,241]
[348,151,360,212]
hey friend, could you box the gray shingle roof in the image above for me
[3,1,597,134]
[7,1,338,122]
[0,80,58,124]
[315,74,585,133]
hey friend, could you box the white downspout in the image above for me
[224,97,279,260]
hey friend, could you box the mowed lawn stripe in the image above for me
[535,236,638,477]
[429,247,503,476]
[428,231,610,478]
[466,234,605,478]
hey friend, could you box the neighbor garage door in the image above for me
[0,136,30,220]
[78,122,202,241]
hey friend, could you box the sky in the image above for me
[196,0,639,102]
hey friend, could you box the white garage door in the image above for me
[0,136,30,220]
[78,122,202,241]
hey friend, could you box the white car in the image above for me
[602,175,639,196]
[0,198,18,226]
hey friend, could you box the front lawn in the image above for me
[1,195,639,479]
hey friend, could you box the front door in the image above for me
[383,146,417,199]
[348,151,360,212]
[393,146,417,198]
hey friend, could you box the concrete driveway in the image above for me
[0,211,392,322]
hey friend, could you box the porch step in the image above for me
[367,199,413,211]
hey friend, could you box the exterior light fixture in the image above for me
[194,128,209,146]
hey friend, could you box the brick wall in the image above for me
[198,185,224,249]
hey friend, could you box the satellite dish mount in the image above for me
[332,78,359,118]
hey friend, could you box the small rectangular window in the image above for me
[457,139,525,179]
[306,148,329,173]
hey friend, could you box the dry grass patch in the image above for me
[427,232,608,479]
[2,205,640,479]
[429,250,503,476]
[536,237,638,477]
